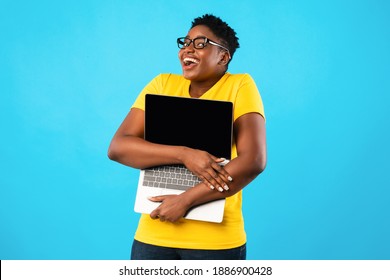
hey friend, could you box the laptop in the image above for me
[134,93,233,223]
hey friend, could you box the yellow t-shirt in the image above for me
[131,73,265,250]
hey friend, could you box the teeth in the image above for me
[183,57,199,65]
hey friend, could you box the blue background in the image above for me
[1,0,389,260]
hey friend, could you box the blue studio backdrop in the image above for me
[1,0,389,260]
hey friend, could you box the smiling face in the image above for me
[178,25,229,83]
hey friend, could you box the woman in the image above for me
[108,14,266,260]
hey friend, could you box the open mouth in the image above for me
[183,57,200,66]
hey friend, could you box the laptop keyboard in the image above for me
[143,165,201,191]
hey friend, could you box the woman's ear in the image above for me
[218,52,230,65]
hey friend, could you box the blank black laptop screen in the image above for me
[145,94,233,160]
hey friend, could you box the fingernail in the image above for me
[218,187,224,192]
[210,185,215,190]
[223,185,229,191]
[228,176,233,182]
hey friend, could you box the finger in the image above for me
[150,209,159,219]
[199,175,216,190]
[212,161,233,182]
[208,165,231,191]
[203,171,229,192]
[215,157,226,164]
[201,179,216,191]
[200,171,218,190]
[198,167,229,192]
[148,196,165,202]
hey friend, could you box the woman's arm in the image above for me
[149,112,267,222]
[108,108,186,168]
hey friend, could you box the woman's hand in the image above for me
[180,147,233,192]
[148,195,190,223]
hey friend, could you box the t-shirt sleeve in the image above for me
[234,74,265,121]
[131,74,164,111]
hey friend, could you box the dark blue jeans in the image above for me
[131,239,246,260]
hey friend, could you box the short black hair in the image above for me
[191,14,240,60]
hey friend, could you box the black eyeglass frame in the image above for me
[177,37,231,60]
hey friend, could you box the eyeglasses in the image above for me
[177,37,231,59]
